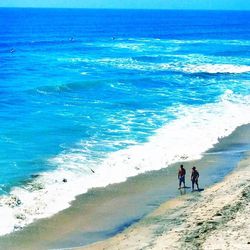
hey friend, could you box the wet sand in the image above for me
[82,152,250,250]
[0,124,250,249]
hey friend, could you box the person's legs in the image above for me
[179,177,184,189]
[179,178,182,189]
[192,180,195,191]
[196,180,199,190]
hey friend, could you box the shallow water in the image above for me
[0,124,250,249]
[0,9,250,235]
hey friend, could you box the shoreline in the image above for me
[81,151,250,250]
[0,124,250,249]
[1,90,250,237]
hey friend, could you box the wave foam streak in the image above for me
[0,90,250,235]
[183,64,250,74]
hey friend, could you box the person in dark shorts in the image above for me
[178,164,186,189]
[191,166,199,191]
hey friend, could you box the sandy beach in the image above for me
[0,125,249,249]
[82,152,250,250]
[1,6,250,250]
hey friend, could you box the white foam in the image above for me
[113,43,143,51]
[183,64,250,74]
[86,57,250,75]
[0,90,250,236]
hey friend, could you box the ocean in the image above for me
[0,8,250,235]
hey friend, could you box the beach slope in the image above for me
[82,153,250,250]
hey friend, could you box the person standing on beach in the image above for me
[191,166,199,191]
[178,165,186,189]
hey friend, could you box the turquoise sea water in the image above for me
[0,9,250,235]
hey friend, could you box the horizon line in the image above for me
[0,6,250,11]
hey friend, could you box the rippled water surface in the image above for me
[0,9,250,235]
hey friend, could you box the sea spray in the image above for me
[0,91,250,235]
[1,9,250,237]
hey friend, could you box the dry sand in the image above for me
[81,153,250,250]
[1,125,249,250]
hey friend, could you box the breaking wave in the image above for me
[0,90,250,235]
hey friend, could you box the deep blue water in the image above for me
[0,8,250,188]
[0,9,250,233]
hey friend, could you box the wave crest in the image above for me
[0,91,250,236]
[183,64,250,74]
